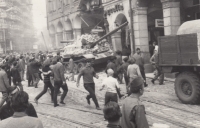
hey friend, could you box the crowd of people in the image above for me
[0,46,162,128]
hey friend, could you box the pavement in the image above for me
[1,72,200,128]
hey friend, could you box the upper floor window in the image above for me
[193,0,200,5]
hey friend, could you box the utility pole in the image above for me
[129,0,135,54]
[41,32,48,51]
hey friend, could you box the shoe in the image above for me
[96,107,101,110]
[34,99,38,105]
[54,104,59,107]
[159,83,164,85]
[60,101,65,104]
[151,80,155,84]
[144,83,148,87]
[35,86,38,88]
[86,97,90,105]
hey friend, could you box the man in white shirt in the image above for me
[100,69,123,105]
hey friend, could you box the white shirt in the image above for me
[102,76,120,93]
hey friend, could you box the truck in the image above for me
[158,19,200,104]
[62,22,128,74]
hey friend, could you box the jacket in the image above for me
[18,59,25,71]
[0,70,10,92]
[51,62,65,82]
[30,60,41,73]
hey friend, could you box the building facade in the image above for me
[46,0,103,49]
[0,0,34,53]
[103,0,200,71]
[46,0,200,71]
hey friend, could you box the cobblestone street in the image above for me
[1,72,200,128]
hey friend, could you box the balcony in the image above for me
[0,1,13,8]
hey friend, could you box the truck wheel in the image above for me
[73,63,78,74]
[175,72,200,104]
[78,62,85,73]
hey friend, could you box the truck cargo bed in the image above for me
[158,33,200,66]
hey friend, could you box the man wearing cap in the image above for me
[105,56,117,78]
[76,60,101,110]
[0,64,11,107]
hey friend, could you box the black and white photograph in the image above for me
[0,0,200,128]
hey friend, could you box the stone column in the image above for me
[161,0,181,35]
[111,31,122,52]
[50,34,56,48]
[55,34,58,48]
[133,7,152,73]
[73,29,81,40]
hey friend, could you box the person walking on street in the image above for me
[127,58,143,93]
[68,55,75,81]
[10,62,23,91]
[18,56,25,81]
[100,69,123,105]
[119,57,129,93]
[0,64,12,107]
[150,50,164,85]
[30,58,41,88]
[115,50,123,84]
[51,57,68,107]
[132,48,148,87]
[34,63,54,104]
[76,60,101,110]
[27,59,33,87]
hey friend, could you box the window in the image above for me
[196,12,200,19]
[193,0,200,5]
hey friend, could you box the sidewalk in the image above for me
[146,73,175,82]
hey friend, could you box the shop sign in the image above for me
[33,45,38,50]
[155,19,164,28]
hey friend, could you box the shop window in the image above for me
[193,0,200,5]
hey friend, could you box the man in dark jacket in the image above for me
[105,56,117,78]
[11,61,23,91]
[51,57,68,107]
[30,58,41,88]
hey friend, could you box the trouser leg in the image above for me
[84,83,99,108]
[35,82,48,100]
[48,82,54,101]
[53,81,60,105]
[0,92,8,107]
[60,83,68,102]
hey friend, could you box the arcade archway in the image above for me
[114,13,131,56]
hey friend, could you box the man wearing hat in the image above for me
[77,59,101,110]
[0,64,12,107]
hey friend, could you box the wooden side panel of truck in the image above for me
[158,33,199,66]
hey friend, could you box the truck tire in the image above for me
[78,62,85,73]
[73,63,78,74]
[175,72,200,104]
